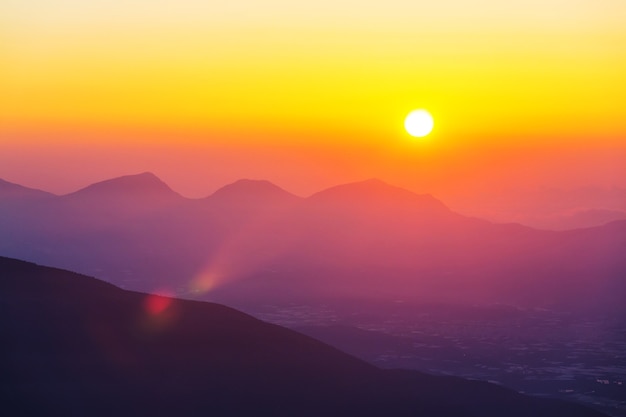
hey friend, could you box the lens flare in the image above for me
[189,272,220,295]
[144,293,172,315]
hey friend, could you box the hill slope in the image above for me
[0,257,606,417]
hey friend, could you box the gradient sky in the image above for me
[1,0,625,210]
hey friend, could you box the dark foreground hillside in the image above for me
[0,257,606,417]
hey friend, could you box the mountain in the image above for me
[60,171,184,206]
[208,178,301,206]
[521,208,626,231]
[299,178,484,241]
[197,178,302,230]
[0,179,54,203]
[26,172,187,232]
[0,178,55,232]
[0,173,192,288]
[0,256,606,417]
[0,175,624,312]
[207,181,625,311]
[309,178,449,213]
[0,180,56,261]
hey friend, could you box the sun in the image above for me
[404,109,434,137]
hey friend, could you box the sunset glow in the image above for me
[2,3,625,411]
[1,0,624,215]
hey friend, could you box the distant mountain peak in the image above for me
[66,172,182,200]
[73,172,177,194]
[0,178,54,201]
[309,179,449,211]
[208,179,300,204]
[359,178,389,186]
[311,178,404,195]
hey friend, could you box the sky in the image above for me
[1,0,625,213]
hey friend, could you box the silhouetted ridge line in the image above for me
[0,256,607,417]
[0,178,54,200]
[63,172,183,199]
[308,178,450,211]
[208,178,301,203]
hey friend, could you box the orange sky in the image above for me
[1,0,625,211]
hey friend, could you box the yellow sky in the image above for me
[3,0,626,143]
[1,0,625,201]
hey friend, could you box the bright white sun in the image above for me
[404,109,434,137]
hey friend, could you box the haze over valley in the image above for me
[1,172,624,415]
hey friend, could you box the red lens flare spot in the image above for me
[144,293,172,316]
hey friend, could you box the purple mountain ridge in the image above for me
[207,178,301,205]
[308,178,449,211]
[61,171,183,201]
[0,178,54,202]
[0,174,624,313]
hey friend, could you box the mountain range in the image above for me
[0,256,607,417]
[0,172,624,312]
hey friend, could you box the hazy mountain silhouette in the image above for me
[518,208,626,231]
[0,179,54,203]
[302,178,485,239]
[309,178,449,211]
[0,256,606,417]
[0,179,55,232]
[60,171,185,207]
[207,178,301,205]
[197,178,302,230]
[205,180,626,311]
[0,173,191,287]
[456,186,626,230]
[0,175,624,312]
[15,172,187,231]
